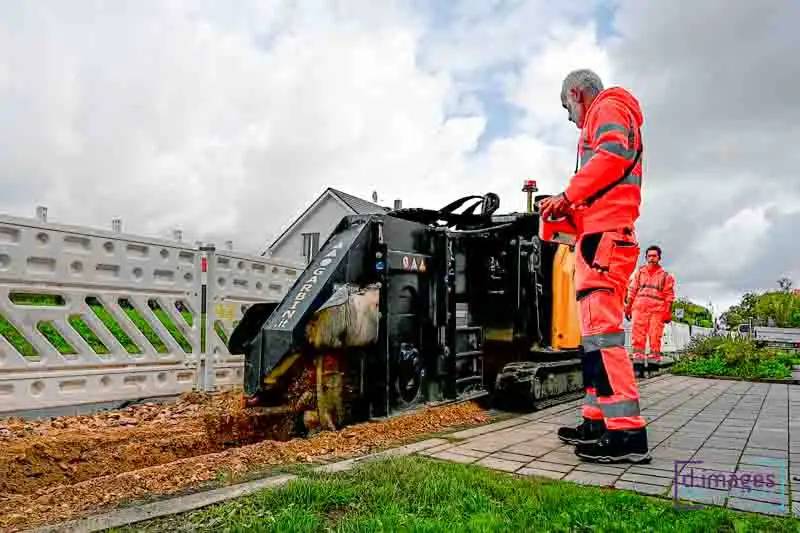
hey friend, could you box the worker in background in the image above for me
[625,245,675,364]
[539,69,649,464]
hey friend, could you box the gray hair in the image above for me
[561,69,604,97]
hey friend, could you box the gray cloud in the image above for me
[604,0,800,309]
[0,0,796,314]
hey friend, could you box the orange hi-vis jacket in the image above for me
[564,87,644,235]
[625,265,675,322]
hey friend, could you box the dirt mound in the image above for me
[0,400,490,532]
[0,389,217,441]
[0,391,243,497]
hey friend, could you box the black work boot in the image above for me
[557,418,606,445]
[574,428,651,464]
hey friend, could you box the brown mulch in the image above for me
[0,396,489,532]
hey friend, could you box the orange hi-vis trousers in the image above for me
[631,310,665,361]
[575,229,646,431]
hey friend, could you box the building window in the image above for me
[302,232,320,263]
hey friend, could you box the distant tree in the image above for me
[721,288,800,329]
[778,277,793,293]
[671,298,712,327]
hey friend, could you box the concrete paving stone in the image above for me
[431,450,480,464]
[747,441,788,452]
[448,446,492,459]
[714,425,752,433]
[674,484,729,506]
[717,419,755,435]
[563,470,619,487]
[448,418,529,439]
[754,423,788,430]
[539,450,583,466]
[406,438,451,451]
[728,497,790,516]
[692,420,725,426]
[681,462,739,474]
[652,446,700,461]
[457,439,512,453]
[525,460,575,473]
[517,467,566,480]
[614,479,667,496]
[705,438,748,451]
[720,421,755,429]
[524,422,569,432]
[572,463,629,476]
[750,430,789,439]
[674,430,714,438]
[484,423,554,440]
[459,431,537,453]
[620,472,673,487]
[736,477,790,495]
[681,424,719,432]
[740,455,789,468]
[491,451,537,463]
[418,442,455,456]
[520,411,558,421]
[628,463,678,477]
[476,456,527,473]
[693,447,742,463]
[661,437,705,447]
[743,447,789,459]
[504,440,564,458]
[728,487,789,505]
[736,463,787,477]
[543,414,581,424]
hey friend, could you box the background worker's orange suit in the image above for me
[625,265,675,361]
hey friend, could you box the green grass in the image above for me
[149,299,192,353]
[215,320,229,345]
[36,321,78,356]
[672,335,799,380]
[0,293,197,358]
[110,456,800,533]
[68,314,111,355]
[86,297,142,354]
[0,313,39,358]
[118,298,168,353]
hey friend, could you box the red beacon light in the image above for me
[522,179,538,192]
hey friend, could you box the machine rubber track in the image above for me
[493,358,584,412]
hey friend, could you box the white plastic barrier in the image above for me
[623,320,712,355]
[0,214,302,413]
[204,248,301,389]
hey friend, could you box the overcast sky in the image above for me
[1,0,797,313]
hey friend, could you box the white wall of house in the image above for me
[268,195,353,265]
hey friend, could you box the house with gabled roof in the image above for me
[262,188,398,265]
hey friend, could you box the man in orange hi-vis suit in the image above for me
[540,69,650,464]
[625,245,675,364]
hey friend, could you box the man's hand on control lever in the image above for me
[539,192,570,219]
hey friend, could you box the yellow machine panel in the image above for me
[551,244,581,350]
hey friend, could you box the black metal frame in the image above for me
[235,192,579,423]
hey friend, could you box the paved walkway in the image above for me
[416,375,800,517]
